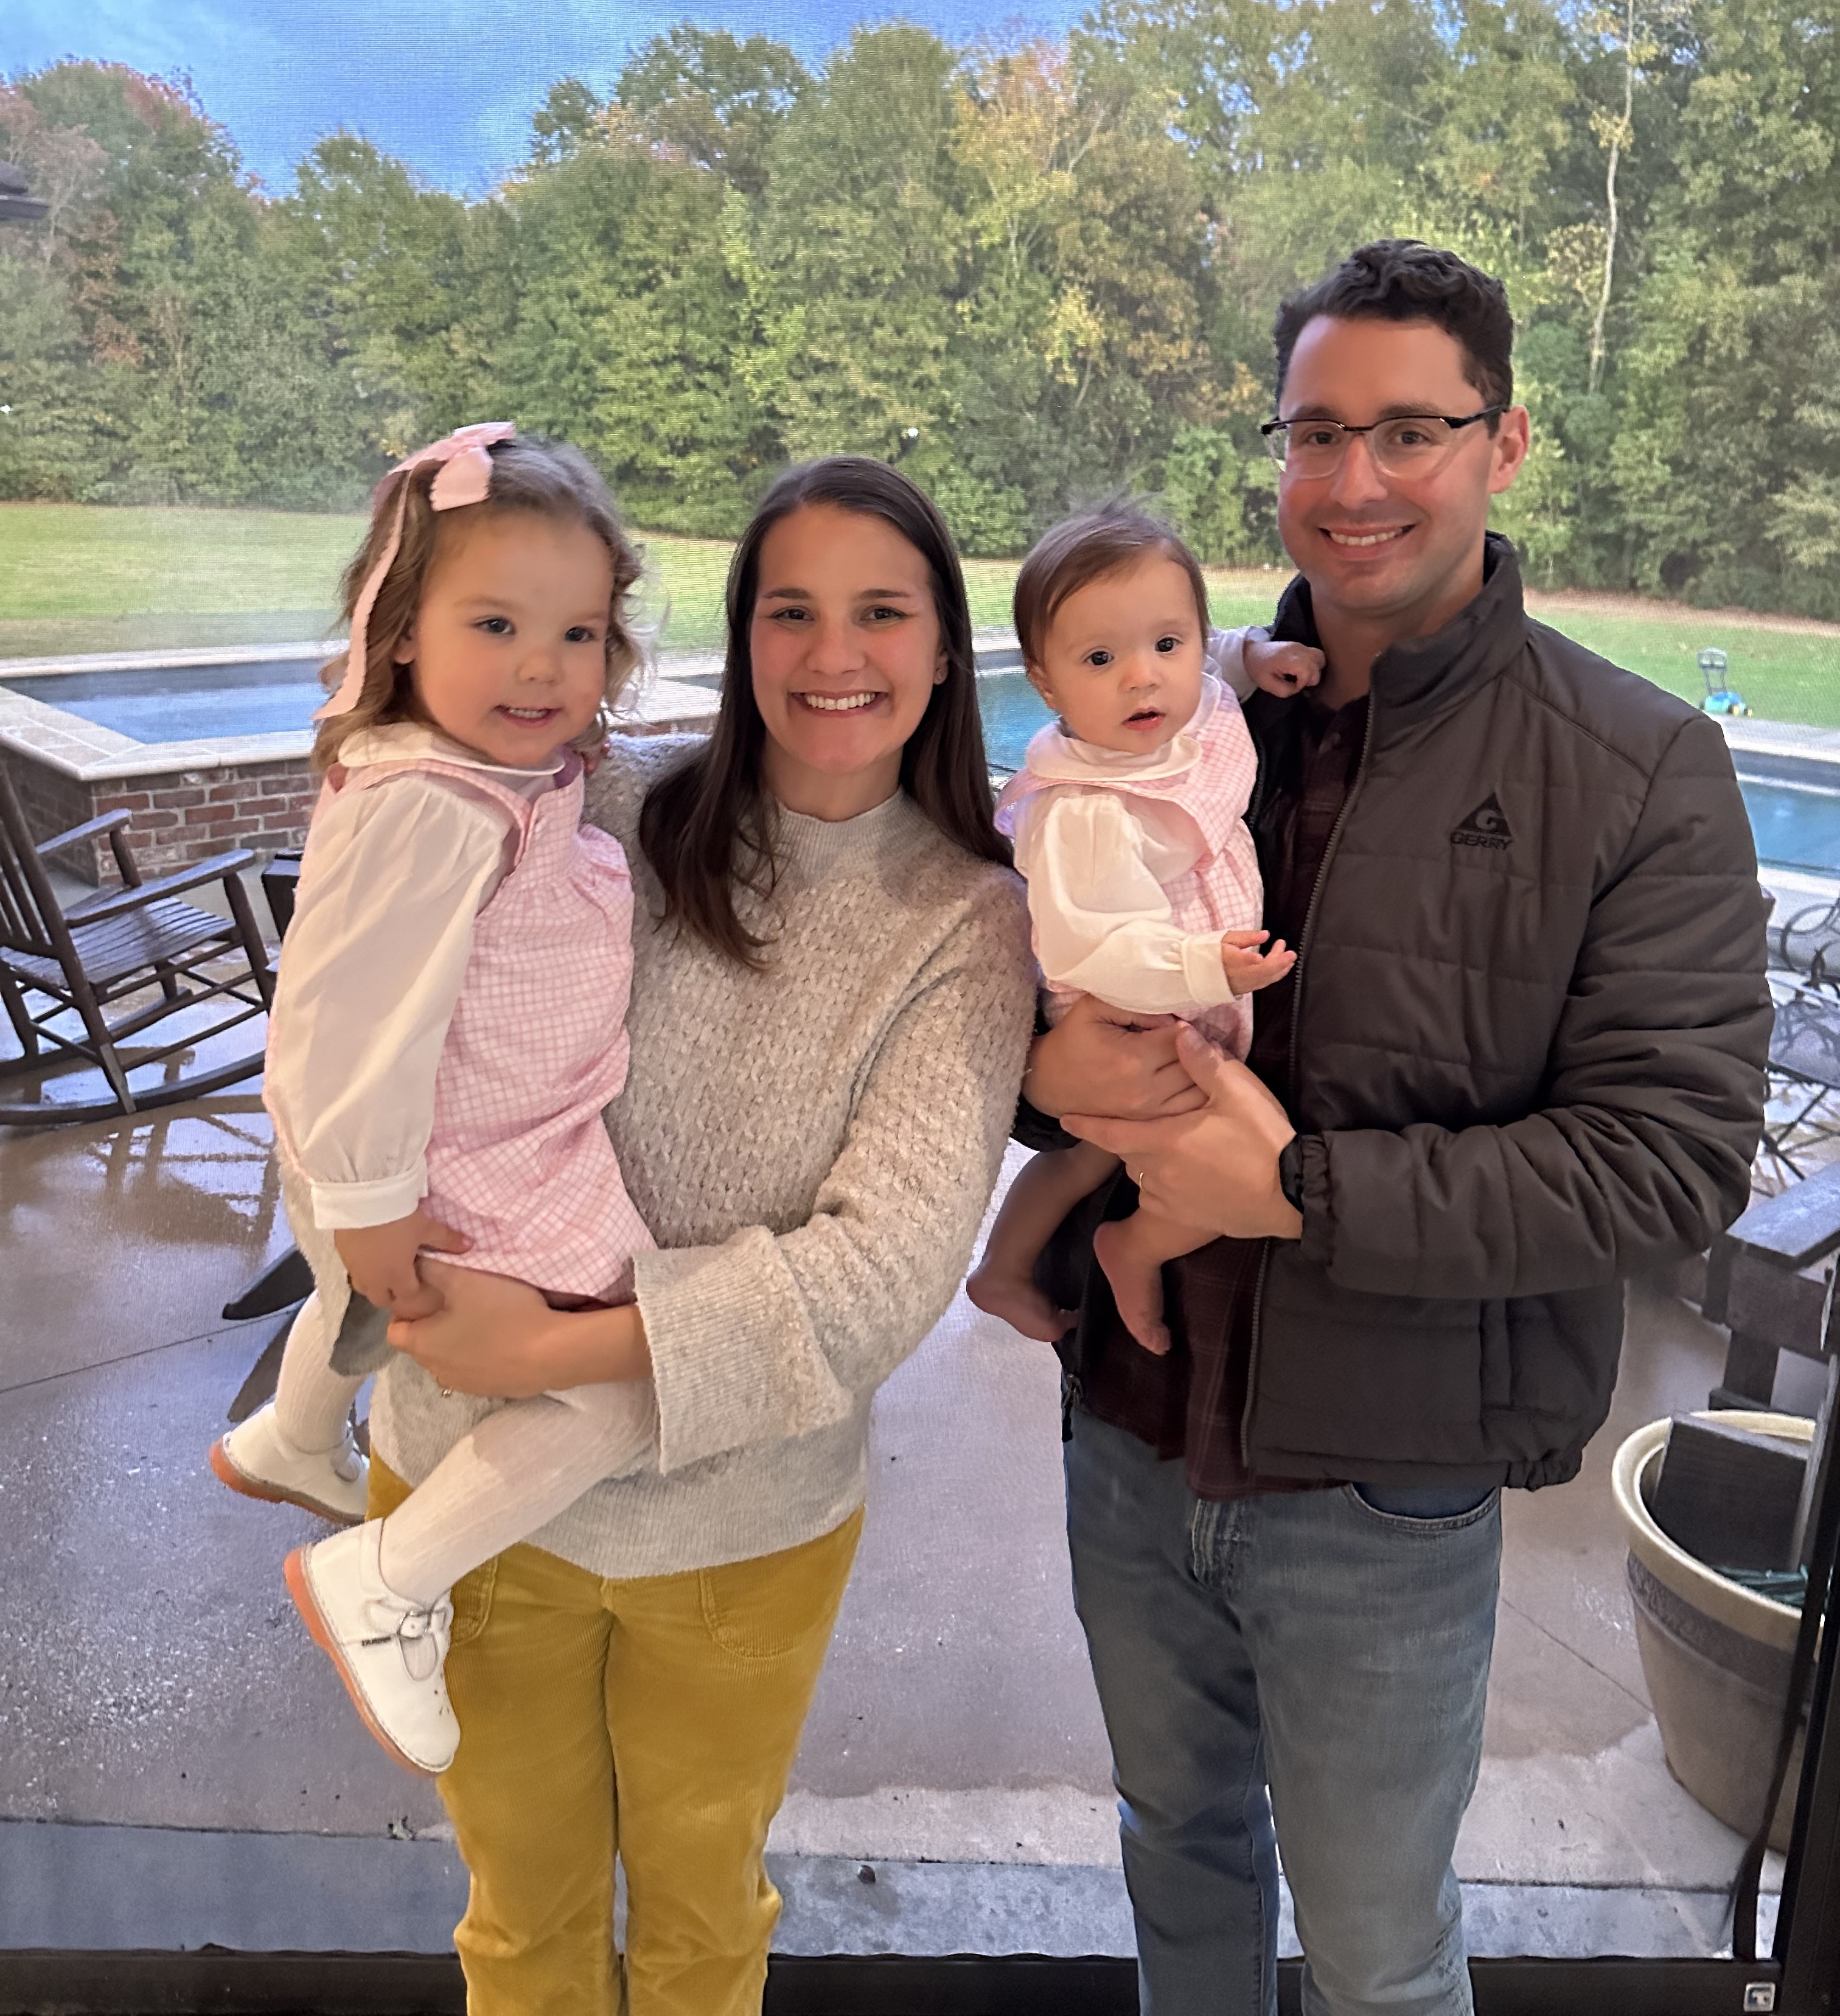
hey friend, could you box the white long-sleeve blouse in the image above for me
[262,723,557,1231]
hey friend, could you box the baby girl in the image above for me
[967,505,1321,1355]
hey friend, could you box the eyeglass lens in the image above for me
[1274,417,1462,477]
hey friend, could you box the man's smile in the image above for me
[1321,525,1412,549]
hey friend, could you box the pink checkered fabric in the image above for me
[995,682,1263,1058]
[336,752,652,1302]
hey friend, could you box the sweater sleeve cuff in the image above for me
[1295,1134,1333,1266]
[633,1232,854,1475]
[309,1165,428,1230]
[1180,932,1237,1010]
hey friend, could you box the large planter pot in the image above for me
[1612,1412,1810,1852]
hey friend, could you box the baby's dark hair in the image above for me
[313,434,644,772]
[1012,504,1210,669]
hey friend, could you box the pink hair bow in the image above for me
[316,421,517,720]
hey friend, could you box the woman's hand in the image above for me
[385,1260,652,1398]
[1023,992,1210,1123]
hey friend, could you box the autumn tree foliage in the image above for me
[3,1,1837,618]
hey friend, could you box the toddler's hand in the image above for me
[334,1210,470,1322]
[1220,929,1296,997]
[1244,637,1325,696]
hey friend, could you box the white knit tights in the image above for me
[272,1294,366,1453]
[377,1381,658,1609]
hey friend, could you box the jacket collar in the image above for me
[1267,532,1528,739]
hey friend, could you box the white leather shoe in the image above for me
[210,1401,369,1524]
[285,1521,459,1776]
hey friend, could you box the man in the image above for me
[1020,240,1770,2015]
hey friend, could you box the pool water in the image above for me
[4,658,329,742]
[977,671,1053,774]
[1736,778,1840,876]
[973,672,1840,876]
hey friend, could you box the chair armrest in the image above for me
[66,849,259,927]
[35,809,133,859]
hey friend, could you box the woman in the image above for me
[375,456,1036,2014]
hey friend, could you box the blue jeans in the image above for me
[1065,1407,1501,2016]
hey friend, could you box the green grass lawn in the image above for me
[3,502,1836,725]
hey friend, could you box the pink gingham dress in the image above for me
[330,749,652,1302]
[995,680,1263,1059]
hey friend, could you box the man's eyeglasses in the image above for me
[1260,407,1505,479]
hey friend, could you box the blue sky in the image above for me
[7,1,1086,196]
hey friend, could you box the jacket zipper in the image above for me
[1241,689,1381,1468]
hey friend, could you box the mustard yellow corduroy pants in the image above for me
[371,1459,862,2016]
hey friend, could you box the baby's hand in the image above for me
[334,1210,470,1321]
[1244,637,1325,696]
[1220,930,1297,997]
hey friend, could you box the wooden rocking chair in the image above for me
[0,767,276,1126]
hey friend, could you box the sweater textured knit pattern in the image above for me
[369,732,1037,1578]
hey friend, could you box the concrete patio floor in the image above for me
[0,1031,1802,1963]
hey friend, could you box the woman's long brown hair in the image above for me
[638,456,1009,966]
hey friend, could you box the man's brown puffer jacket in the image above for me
[1025,537,1775,1487]
[1211,535,1771,1489]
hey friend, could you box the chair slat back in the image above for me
[0,767,77,965]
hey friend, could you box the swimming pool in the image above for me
[973,671,1840,876]
[1,657,329,743]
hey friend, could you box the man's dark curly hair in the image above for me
[1273,239,1514,425]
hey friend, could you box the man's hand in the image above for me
[1063,1024,1304,1241]
[333,1210,470,1320]
[1024,992,1210,1123]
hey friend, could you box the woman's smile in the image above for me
[794,689,887,713]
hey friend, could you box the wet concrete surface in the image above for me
[0,1081,1793,1936]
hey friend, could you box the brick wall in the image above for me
[87,757,319,887]
[4,748,318,888]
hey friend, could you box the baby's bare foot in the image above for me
[966,1264,1077,1343]
[1092,1220,1172,1356]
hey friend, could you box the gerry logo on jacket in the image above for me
[1452,793,1513,851]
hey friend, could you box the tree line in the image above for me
[2,0,1836,618]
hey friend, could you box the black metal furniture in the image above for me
[0,768,275,1126]
[1763,975,1840,1182]
[1775,890,1840,987]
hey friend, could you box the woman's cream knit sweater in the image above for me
[368,733,1037,1578]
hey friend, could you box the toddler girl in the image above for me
[211,424,655,1777]
[967,505,1322,1355]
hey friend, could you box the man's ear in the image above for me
[1488,406,1533,497]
